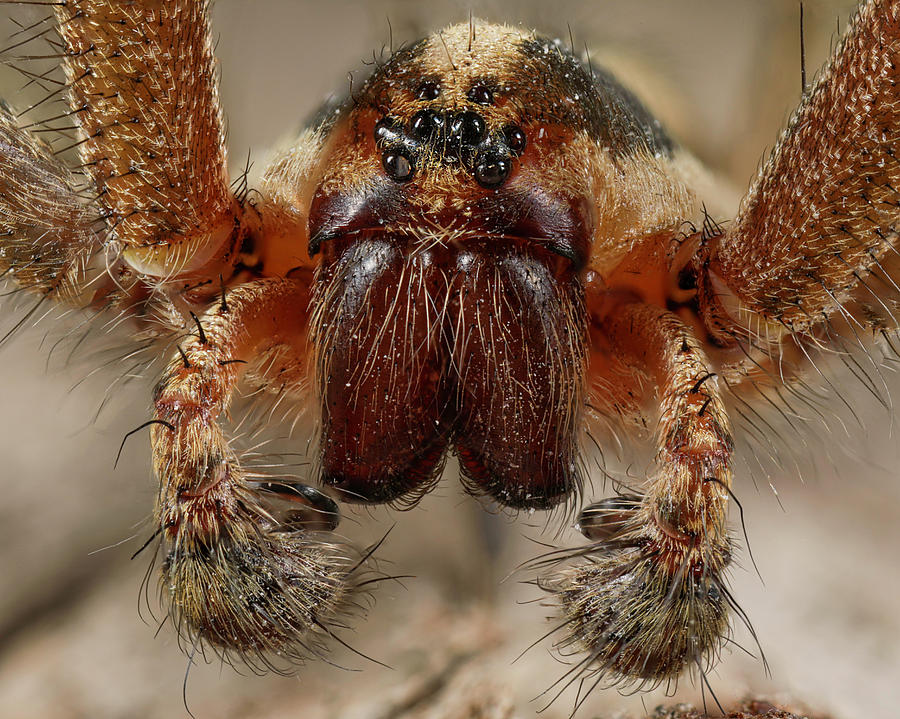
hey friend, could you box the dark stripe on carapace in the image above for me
[302,39,429,135]
[354,39,431,115]
[304,92,352,137]
[515,37,674,159]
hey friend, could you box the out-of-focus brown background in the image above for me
[1,1,898,718]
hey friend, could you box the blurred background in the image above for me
[1,1,898,718]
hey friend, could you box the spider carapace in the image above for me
[1,0,898,705]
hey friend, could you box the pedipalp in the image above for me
[151,277,363,669]
[542,302,732,688]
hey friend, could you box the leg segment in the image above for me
[55,0,254,290]
[542,302,732,686]
[0,107,100,306]
[151,276,359,667]
[699,0,900,348]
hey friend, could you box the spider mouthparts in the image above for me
[252,480,341,532]
[313,234,586,510]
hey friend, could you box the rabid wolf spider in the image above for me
[0,0,897,715]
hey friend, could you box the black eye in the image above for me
[474,157,510,188]
[467,84,494,105]
[505,125,527,154]
[374,117,401,146]
[450,111,486,146]
[417,81,440,100]
[382,151,414,182]
[409,109,443,141]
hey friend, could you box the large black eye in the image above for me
[374,117,402,146]
[409,109,444,141]
[450,111,486,147]
[382,151,414,182]
[475,157,510,188]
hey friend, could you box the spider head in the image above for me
[301,23,624,510]
[307,21,601,268]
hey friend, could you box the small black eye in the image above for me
[505,125,527,154]
[468,84,494,105]
[409,109,443,141]
[374,117,401,146]
[474,157,510,188]
[450,111,486,146]
[382,151,414,182]
[417,81,440,100]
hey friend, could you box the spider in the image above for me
[0,1,897,717]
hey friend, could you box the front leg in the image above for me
[151,277,361,666]
[698,0,900,354]
[542,302,732,689]
[55,0,255,292]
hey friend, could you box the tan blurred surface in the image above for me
[1,2,898,718]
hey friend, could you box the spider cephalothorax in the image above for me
[307,23,695,513]
[1,0,898,711]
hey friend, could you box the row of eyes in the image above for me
[417,80,494,106]
[374,81,527,188]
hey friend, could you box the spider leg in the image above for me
[0,105,102,307]
[698,0,900,360]
[542,301,732,689]
[151,276,363,669]
[53,0,256,293]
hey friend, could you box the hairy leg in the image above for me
[55,0,256,293]
[698,0,900,355]
[151,276,360,668]
[541,302,733,690]
[4,0,327,331]
[0,106,100,307]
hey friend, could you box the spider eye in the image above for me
[504,125,527,154]
[409,109,444,141]
[417,81,440,100]
[382,150,414,182]
[467,84,494,105]
[474,156,510,189]
[449,111,487,147]
[374,117,402,146]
